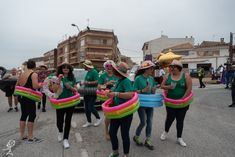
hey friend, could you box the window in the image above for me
[81,39,85,46]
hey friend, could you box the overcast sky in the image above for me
[0,0,234,69]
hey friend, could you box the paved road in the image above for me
[0,84,234,157]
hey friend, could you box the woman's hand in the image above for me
[142,85,150,93]
[107,92,115,98]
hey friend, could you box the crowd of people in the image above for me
[1,59,193,157]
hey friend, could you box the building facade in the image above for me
[162,38,230,72]
[43,49,57,70]
[142,35,194,61]
[54,28,121,70]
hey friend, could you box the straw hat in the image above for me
[83,60,94,69]
[112,62,129,77]
[170,59,183,68]
[139,60,155,70]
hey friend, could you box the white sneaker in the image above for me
[58,132,63,142]
[94,118,102,127]
[82,122,92,128]
[177,138,187,147]
[63,139,70,149]
[160,131,167,141]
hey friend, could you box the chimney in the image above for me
[220,38,224,43]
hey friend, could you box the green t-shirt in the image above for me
[112,78,133,106]
[133,75,156,94]
[98,72,118,89]
[84,68,99,87]
[58,77,76,99]
[166,73,186,99]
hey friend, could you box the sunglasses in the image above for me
[105,64,113,70]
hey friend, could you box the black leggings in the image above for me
[109,114,133,154]
[164,106,189,138]
[84,95,100,123]
[56,106,75,139]
[19,96,36,122]
[38,93,46,108]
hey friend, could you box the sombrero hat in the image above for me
[83,60,94,69]
[112,62,129,77]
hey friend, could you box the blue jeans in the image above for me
[135,107,154,138]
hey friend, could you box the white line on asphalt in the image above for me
[81,149,89,157]
[75,132,83,142]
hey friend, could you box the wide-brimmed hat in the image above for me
[139,60,155,70]
[170,59,183,68]
[83,60,94,69]
[39,65,48,70]
[112,62,129,77]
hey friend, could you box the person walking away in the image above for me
[160,60,192,147]
[133,60,157,150]
[198,67,206,88]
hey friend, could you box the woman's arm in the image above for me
[32,73,42,89]
[182,73,192,98]
[108,91,134,99]
[161,75,172,90]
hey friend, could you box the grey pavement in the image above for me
[0,84,234,157]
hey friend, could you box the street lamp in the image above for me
[71,24,80,33]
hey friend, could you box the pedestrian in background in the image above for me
[2,68,19,112]
[56,63,77,149]
[198,67,206,88]
[160,60,192,147]
[133,60,156,150]
[37,65,50,112]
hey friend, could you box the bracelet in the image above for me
[115,92,119,97]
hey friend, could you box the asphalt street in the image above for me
[0,84,234,157]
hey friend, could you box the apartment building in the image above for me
[43,49,57,70]
[55,28,121,70]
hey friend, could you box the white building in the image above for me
[142,35,194,60]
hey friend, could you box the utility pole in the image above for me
[229,32,234,64]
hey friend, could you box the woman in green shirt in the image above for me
[82,60,102,128]
[107,62,134,157]
[56,63,77,149]
[160,60,192,147]
[98,60,117,140]
[133,60,156,150]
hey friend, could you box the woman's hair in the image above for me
[56,63,74,81]
[135,69,145,79]
[27,60,36,69]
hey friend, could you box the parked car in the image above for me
[73,68,102,110]
[189,69,198,78]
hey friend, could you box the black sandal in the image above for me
[21,136,28,141]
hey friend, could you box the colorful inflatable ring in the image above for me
[163,91,193,108]
[49,93,80,109]
[138,93,163,108]
[42,76,63,98]
[96,89,110,101]
[102,92,139,119]
[14,86,42,102]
